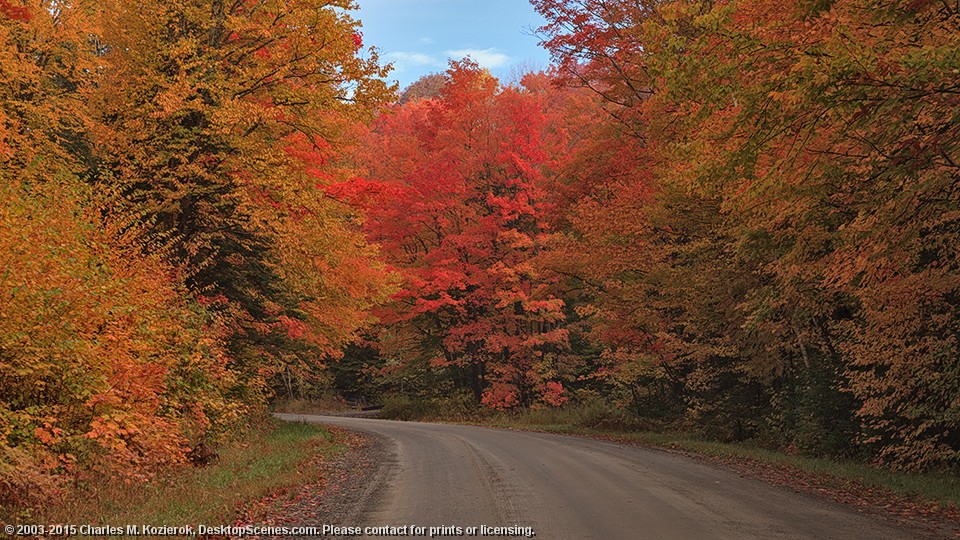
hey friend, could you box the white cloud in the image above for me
[383,51,444,72]
[418,37,435,45]
[445,48,512,69]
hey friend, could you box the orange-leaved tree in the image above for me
[534,0,960,467]
[87,0,396,402]
[1,1,241,505]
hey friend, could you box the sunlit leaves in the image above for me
[360,63,570,408]
[1,0,393,506]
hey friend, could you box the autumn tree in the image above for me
[1,1,240,506]
[398,72,448,104]
[360,62,570,408]
[2,0,397,508]
[683,0,960,469]
[534,0,960,467]
[88,0,395,402]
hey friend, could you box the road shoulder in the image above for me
[238,421,395,539]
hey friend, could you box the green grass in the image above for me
[37,419,340,528]
[466,406,960,509]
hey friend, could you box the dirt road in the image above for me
[275,414,921,539]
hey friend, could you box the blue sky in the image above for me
[352,0,553,89]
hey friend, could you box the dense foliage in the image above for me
[353,0,959,472]
[359,64,576,409]
[530,0,958,471]
[3,0,957,511]
[1,0,392,507]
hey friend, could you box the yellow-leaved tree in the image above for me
[87,0,396,401]
[1,1,241,506]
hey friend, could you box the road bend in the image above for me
[275,414,920,540]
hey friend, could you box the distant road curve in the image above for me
[275,414,919,540]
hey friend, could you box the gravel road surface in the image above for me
[274,414,923,540]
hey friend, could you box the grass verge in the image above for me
[23,419,340,528]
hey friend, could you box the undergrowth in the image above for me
[2,419,340,529]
